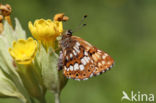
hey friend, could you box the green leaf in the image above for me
[36,45,68,97]
[0,69,26,103]
[0,19,32,103]
[16,64,46,103]
[14,18,26,39]
[37,46,59,92]
[1,21,16,46]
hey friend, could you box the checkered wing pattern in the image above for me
[59,36,114,80]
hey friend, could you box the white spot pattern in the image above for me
[81,58,86,65]
[76,42,80,46]
[69,65,73,71]
[84,51,88,56]
[67,67,69,71]
[73,50,77,56]
[90,73,93,77]
[107,61,111,65]
[106,68,109,71]
[98,62,102,67]
[102,53,108,59]
[97,50,101,52]
[102,61,105,65]
[84,57,89,63]
[74,47,80,53]
[80,65,84,71]
[102,55,107,59]
[70,53,73,58]
[87,57,91,61]
[74,63,79,71]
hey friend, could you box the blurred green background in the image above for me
[1,0,156,103]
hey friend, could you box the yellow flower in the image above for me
[8,37,37,64]
[28,19,63,48]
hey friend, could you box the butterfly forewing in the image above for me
[59,34,114,80]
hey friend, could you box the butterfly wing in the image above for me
[73,36,114,76]
[59,36,114,80]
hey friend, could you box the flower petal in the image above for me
[9,37,37,64]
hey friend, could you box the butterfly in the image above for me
[58,30,114,80]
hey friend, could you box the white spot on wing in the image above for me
[67,67,69,71]
[102,70,105,73]
[70,53,73,58]
[84,51,88,56]
[97,50,101,52]
[102,53,108,59]
[73,50,77,56]
[95,53,100,58]
[109,65,113,68]
[90,73,93,77]
[69,65,73,71]
[92,54,98,61]
[74,63,79,71]
[107,61,111,65]
[87,57,91,61]
[80,65,84,71]
[98,62,102,67]
[74,47,80,53]
[102,55,107,59]
[106,68,109,71]
[81,58,86,65]
[75,42,80,49]
[76,42,80,46]
[102,61,105,65]
[96,72,100,75]
[84,57,89,63]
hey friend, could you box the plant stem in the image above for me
[54,92,60,103]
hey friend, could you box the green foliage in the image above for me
[0,19,68,103]
[0,19,31,103]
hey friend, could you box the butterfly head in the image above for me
[66,30,73,36]
[59,30,74,49]
[61,30,73,40]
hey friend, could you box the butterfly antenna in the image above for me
[72,14,88,33]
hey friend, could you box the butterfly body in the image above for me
[58,30,114,80]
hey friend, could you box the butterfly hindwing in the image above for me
[91,49,114,75]
[73,36,114,76]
